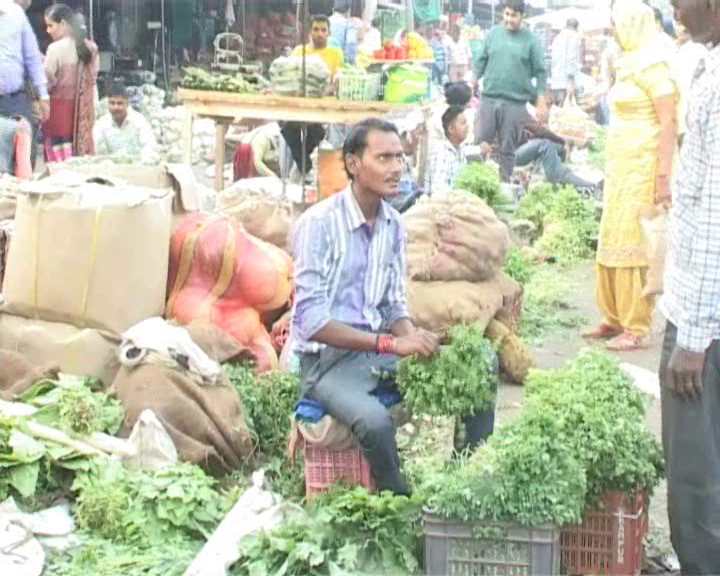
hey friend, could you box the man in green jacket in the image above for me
[475,0,548,182]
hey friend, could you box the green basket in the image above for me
[337,72,381,102]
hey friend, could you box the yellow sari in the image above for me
[595,0,677,336]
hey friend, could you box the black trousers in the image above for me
[280,121,325,174]
[475,96,529,182]
[660,322,720,574]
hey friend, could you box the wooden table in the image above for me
[178,88,433,191]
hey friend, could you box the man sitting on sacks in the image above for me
[291,118,495,495]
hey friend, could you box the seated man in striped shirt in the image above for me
[291,118,494,494]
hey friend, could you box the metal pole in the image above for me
[491,0,496,25]
[88,0,94,39]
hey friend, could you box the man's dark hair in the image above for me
[310,14,330,27]
[504,0,526,14]
[567,18,579,30]
[444,82,472,106]
[343,118,400,179]
[442,106,465,138]
[107,81,128,99]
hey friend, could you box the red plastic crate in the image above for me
[561,491,648,575]
[303,442,375,497]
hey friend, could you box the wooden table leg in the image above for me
[215,121,229,192]
[182,109,194,165]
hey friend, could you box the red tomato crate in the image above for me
[561,491,648,575]
[303,442,375,497]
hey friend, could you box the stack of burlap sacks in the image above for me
[403,190,533,383]
[0,167,294,474]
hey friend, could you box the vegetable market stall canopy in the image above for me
[178,88,434,191]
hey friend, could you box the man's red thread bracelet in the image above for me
[377,334,395,355]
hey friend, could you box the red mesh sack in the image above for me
[166,213,293,372]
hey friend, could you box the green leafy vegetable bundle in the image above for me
[20,376,124,436]
[524,349,664,502]
[181,67,260,94]
[234,487,422,576]
[224,364,299,461]
[73,460,231,545]
[516,184,598,265]
[47,535,202,576]
[396,324,498,418]
[424,350,663,527]
[536,186,598,264]
[503,246,535,286]
[455,162,511,213]
[425,410,587,527]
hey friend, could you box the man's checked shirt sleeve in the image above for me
[661,47,720,353]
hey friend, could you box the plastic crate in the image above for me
[337,72,381,102]
[560,491,648,575]
[424,513,561,575]
[303,442,375,497]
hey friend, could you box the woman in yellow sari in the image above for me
[585,0,677,351]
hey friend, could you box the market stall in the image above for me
[178,88,435,191]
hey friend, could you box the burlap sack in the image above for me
[485,319,534,385]
[218,178,298,249]
[3,182,172,334]
[639,206,667,297]
[403,190,510,282]
[111,323,254,475]
[409,272,522,335]
[0,313,120,385]
[0,350,59,400]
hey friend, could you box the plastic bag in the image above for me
[639,206,667,297]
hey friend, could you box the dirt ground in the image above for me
[495,261,675,565]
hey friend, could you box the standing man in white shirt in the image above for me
[659,0,720,572]
[93,82,158,160]
[549,18,582,105]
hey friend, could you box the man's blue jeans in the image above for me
[515,138,594,189]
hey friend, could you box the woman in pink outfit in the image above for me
[43,3,98,162]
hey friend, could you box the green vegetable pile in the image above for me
[73,460,231,544]
[225,364,304,499]
[0,377,123,502]
[0,416,47,500]
[225,364,298,461]
[181,67,260,93]
[424,350,663,527]
[503,246,535,286]
[48,536,203,576]
[396,324,498,418]
[455,162,511,213]
[517,184,598,265]
[524,349,664,502]
[233,487,422,576]
[20,377,124,436]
